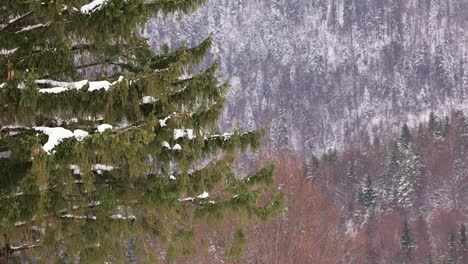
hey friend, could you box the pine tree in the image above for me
[401,219,414,263]
[401,123,412,148]
[387,137,424,208]
[0,1,282,262]
[360,174,376,208]
[322,148,338,164]
[460,224,467,245]
[342,0,355,32]
[346,160,356,185]
[459,224,467,263]
[274,106,289,147]
[373,136,381,148]
[445,232,457,264]
[305,155,319,180]
[427,254,433,264]
[327,0,338,32]
[387,142,402,204]
[429,112,438,132]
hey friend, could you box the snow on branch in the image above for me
[34,127,89,153]
[81,0,111,15]
[16,22,51,33]
[37,76,123,94]
[0,48,18,55]
[10,242,40,252]
[174,129,195,140]
[61,214,97,220]
[179,191,210,202]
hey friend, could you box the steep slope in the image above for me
[146,0,468,153]
[243,111,468,264]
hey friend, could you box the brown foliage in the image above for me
[244,151,349,264]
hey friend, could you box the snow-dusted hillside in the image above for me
[146,0,468,153]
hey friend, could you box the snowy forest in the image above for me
[147,0,468,153]
[1,0,468,263]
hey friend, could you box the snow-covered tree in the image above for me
[445,232,457,264]
[305,155,320,180]
[360,174,376,208]
[400,123,412,148]
[346,159,356,185]
[0,1,281,262]
[271,106,289,148]
[401,219,414,263]
[342,0,355,32]
[459,224,467,264]
[396,150,424,208]
[386,134,424,209]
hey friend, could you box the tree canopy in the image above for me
[0,1,282,262]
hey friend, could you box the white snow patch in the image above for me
[97,124,113,133]
[111,76,124,85]
[197,191,209,199]
[81,0,110,14]
[73,129,89,141]
[174,129,185,140]
[159,116,171,127]
[34,127,74,153]
[110,214,136,221]
[174,129,196,140]
[37,77,121,93]
[0,48,18,55]
[39,87,68,93]
[222,133,233,141]
[210,132,234,141]
[172,144,182,151]
[61,214,97,220]
[142,96,157,104]
[88,80,111,91]
[70,164,81,175]
[162,141,171,149]
[186,129,195,139]
[16,23,50,33]
[92,164,114,174]
[14,221,26,227]
[159,112,177,127]
[179,197,194,202]
[88,201,101,207]
[178,191,209,202]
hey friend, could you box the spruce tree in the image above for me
[459,224,467,263]
[401,219,414,263]
[387,139,424,208]
[429,112,437,132]
[346,160,356,185]
[0,1,282,262]
[362,174,376,208]
[427,254,433,264]
[401,123,412,148]
[445,232,457,264]
[342,0,355,32]
[460,224,467,245]
[305,155,319,180]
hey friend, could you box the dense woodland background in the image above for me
[147,0,468,153]
[2,0,468,263]
[146,1,468,262]
[168,112,468,263]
